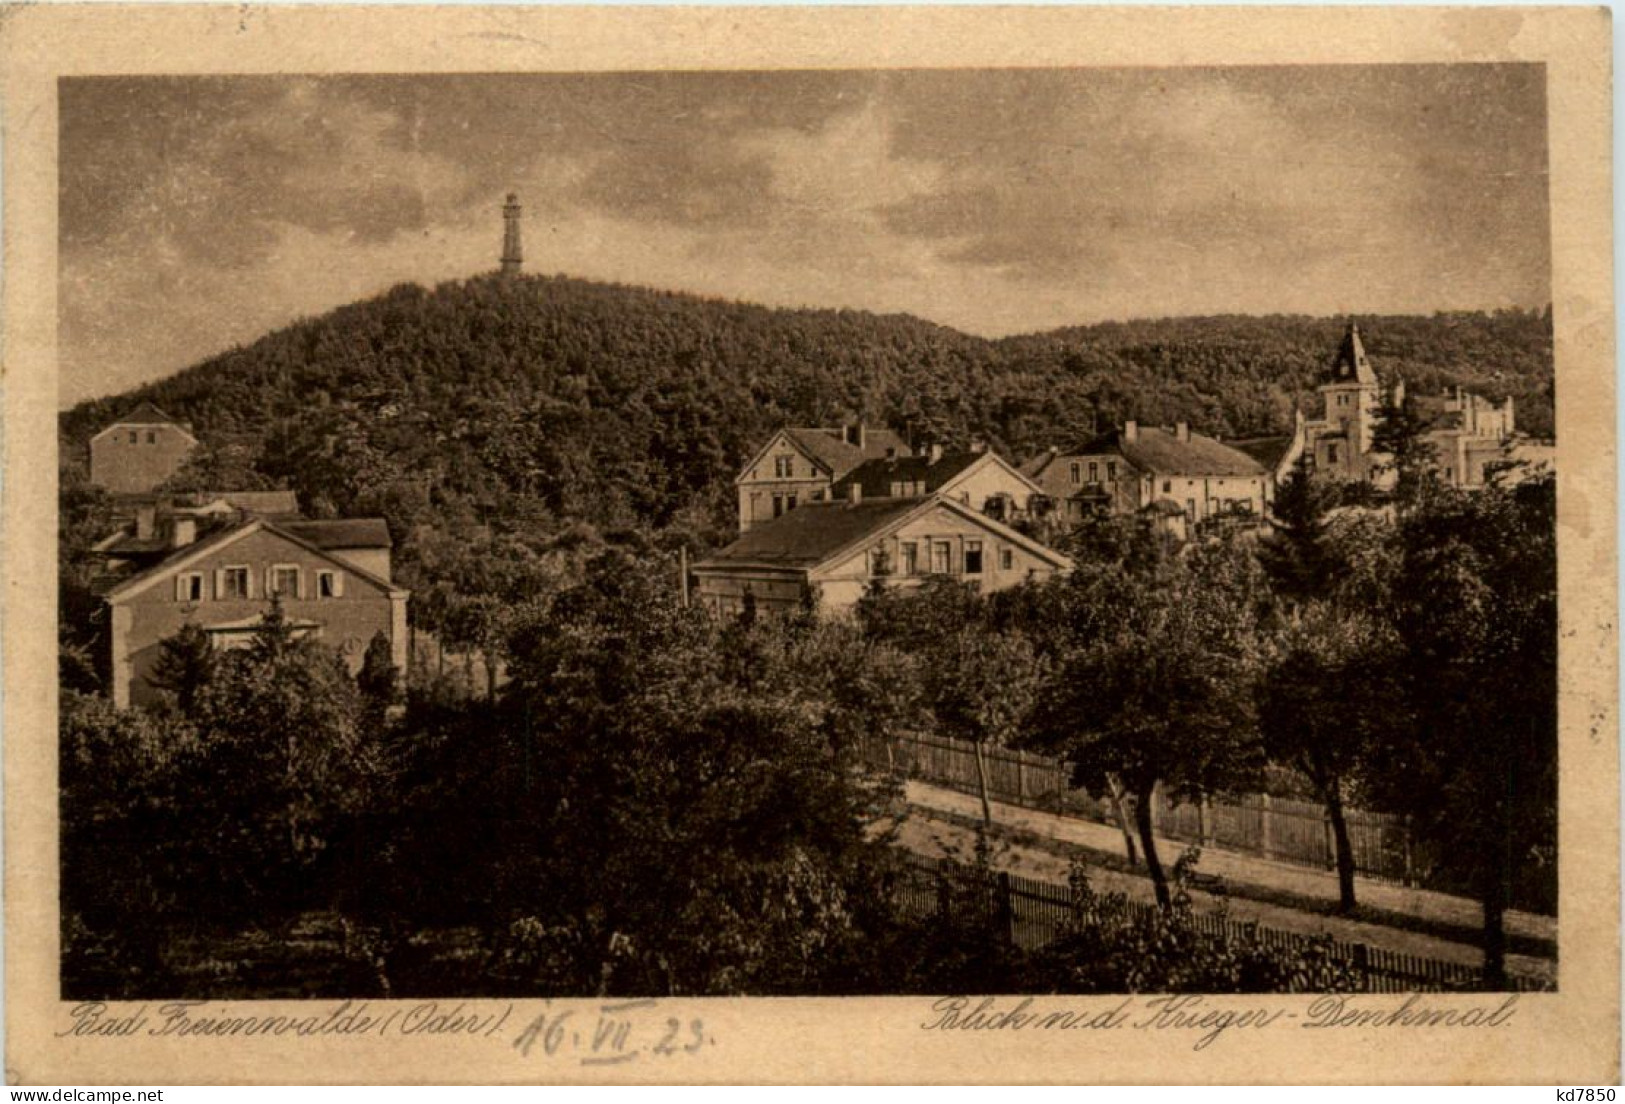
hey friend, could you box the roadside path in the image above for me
[898,780,1555,985]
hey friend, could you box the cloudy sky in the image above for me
[59,66,1550,405]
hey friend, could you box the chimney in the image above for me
[884,446,898,461]
[134,504,156,540]
[500,193,523,278]
[928,442,944,464]
[170,516,197,549]
[1123,420,1138,444]
[970,438,987,454]
[848,483,862,504]
[1176,421,1190,443]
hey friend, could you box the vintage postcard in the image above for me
[2,4,1616,1086]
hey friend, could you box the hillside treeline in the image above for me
[58,274,1554,639]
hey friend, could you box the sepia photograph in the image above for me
[55,63,1559,999]
[4,4,1616,1087]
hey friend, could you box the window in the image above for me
[900,542,918,575]
[146,430,157,444]
[773,495,785,518]
[128,430,138,444]
[1087,462,1099,483]
[811,489,826,502]
[174,573,204,602]
[1106,461,1118,480]
[964,540,983,575]
[1327,444,1339,463]
[317,571,343,598]
[869,547,889,576]
[1163,480,1172,493]
[219,566,250,600]
[268,564,301,599]
[931,541,951,574]
[999,548,1013,571]
[1070,462,1081,484]
[786,494,798,512]
[774,456,793,478]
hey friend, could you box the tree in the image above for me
[1369,385,1439,509]
[179,600,382,919]
[1259,456,1338,609]
[1257,604,1404,912]
[148,622,216,714]
[467,551,902,995]
[357,630,400,720]
[1374,476,1556,985]
[59,689,190,997]
[930,630,1046,825]
[1034,541,1268,908]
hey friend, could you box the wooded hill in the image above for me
[59,274,1554,630]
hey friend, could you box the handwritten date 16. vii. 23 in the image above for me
[513,1000,714,1067]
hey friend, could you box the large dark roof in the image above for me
[1328,324,1378,386]
[1229,436,1295,471]
[98,520,256,597]
[110,401,188,428]
[781,426,910,477]
[1072,426,1266,478]
[832,450,983,499]
[697,499,925,569]
[187,490,302,517]
[280,519,393,550]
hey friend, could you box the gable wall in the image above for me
[938,459,1038,513]
[110,528,403,708]
[814,505,1064,612]
[90,424,197,495]
[736,434,835,532]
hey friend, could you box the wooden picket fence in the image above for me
[859,732,1418,886]
[893,858,1549,993]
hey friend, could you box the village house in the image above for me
[831,444,1047,523]
[88,402,199,495]
[734,424,912,532]
[97,505,408,709]
[1022,421,1272,533]
[692,491,1072,617]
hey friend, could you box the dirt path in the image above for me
[904,780,1556,944]
[894,805,1555,987]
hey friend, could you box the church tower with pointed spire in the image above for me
[1315,321,1382,465]
[500,193,523,278]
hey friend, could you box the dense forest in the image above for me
[59,273,1555,647]
[58,275,1557,995]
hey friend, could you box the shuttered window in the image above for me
[216,566,250,600]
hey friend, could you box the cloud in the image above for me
[58,69,1551,405]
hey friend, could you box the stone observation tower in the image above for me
[500,193,523,277]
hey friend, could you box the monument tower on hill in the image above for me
[500,193,523,278]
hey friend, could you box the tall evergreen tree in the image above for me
[1369,384,1439,509]
[148,623,216,715]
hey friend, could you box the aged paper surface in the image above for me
[3,4,1616,1085]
